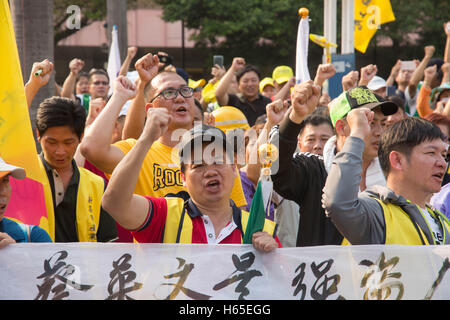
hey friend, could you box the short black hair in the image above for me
[378,117,446,176]
[386,95,406,112]
[88,68,109,83]
[236,65,261,83]
[426,58,444,83]
[424,113,450,138]
[194,98,204,120]
[76,71,89,82]
[298,113,334,137]
[36,96,87,140]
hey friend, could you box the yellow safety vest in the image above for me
[39,159,104,242]
[342,199,450,245]
[163,197,277,243]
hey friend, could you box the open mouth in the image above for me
[175,106,187,114]
[205,179,220,190]
[0,203,7,211]
[433,172,444,179]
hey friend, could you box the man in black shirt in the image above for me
[215,57,271,126]
[36,96,118,242]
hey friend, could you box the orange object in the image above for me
[298,8,309,18]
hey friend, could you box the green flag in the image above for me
[243,179,272,244]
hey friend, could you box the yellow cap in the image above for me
[259,77,275,93]
[212,106,250,133]
[201,82,217,103]
[188,78,206,89]
[272,66,293,84]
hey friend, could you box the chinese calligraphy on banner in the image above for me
[1,243,449,300]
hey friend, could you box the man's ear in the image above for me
[389,151,404,172]
[334,119,348,137]
[36,129,41,143]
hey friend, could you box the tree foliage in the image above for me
[154,0,324,69]
[155,0,449,71]
[376,0,449,58]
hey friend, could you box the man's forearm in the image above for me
[408,57,432,98]
[102,137,154,228]
[273,81,291,101]
[122,81,147,140]
[61,72,77,98]
[80,94,127,168]
[24,82,40,109]
[214,68,235,105]
[322,136,384,244]
[270,116,304,201]
[119,56,133,77]
[445,35,450,63]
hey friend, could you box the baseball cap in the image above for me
[176,67,189,83]
[179,124,234,165]
[329,86,398,127]
[0,157,26,179]
[188,79,206,90]
[259,77,275,93]
[367,76,387,91]
[272,66,293,84]
[430,82,450,109]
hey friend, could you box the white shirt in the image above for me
[420,207,443,245]
[323,136,386,191]
[202,215,238,244]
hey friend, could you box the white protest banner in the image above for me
[1,243,449,300]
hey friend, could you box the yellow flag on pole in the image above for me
[0,0,52,237]
[354,0,396,53]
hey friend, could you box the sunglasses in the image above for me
[92,81,109,86]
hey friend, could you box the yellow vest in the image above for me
[162,197,277,243]
[342,199,450,245]
[39,159,104,242]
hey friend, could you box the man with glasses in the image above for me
[81,59,248,211]
[88,69,110,101]
[81,70,194,199]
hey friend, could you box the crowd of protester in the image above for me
[1,21,450,251]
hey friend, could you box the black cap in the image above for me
[179,124,234,165]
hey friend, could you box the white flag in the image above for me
[295,15,311,84]
[107,25,121,95]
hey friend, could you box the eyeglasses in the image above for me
[93,81,109,86]
[151,86,194,103]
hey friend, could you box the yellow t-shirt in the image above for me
[109,139,247,207]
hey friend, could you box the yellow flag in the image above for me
[354,0,396,53]
[0,0,53,237]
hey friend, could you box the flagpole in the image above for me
[341,0,355,54]
[296,8,311,84]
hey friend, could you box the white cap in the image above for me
[368,76,387,91]
[0,157,26,179]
